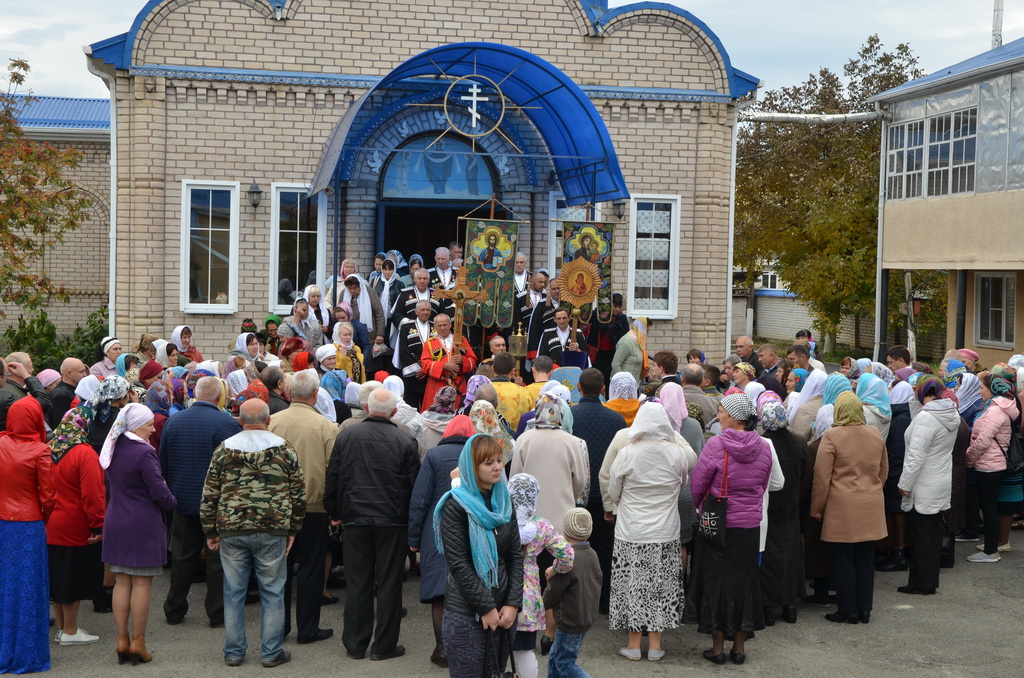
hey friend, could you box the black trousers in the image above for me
[164,512,223,624]
[284,512,328,641]
[403,375,426,411]
[976,470,1005,554]
[831,541,875,615]
[586,500,614,613]
[963,471,980,537]
[341,525,407,656]
[905,510,943,590]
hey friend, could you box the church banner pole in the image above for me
[332,171,341,304]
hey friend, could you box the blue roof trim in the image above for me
[594,2,759,99]
[873,35,1024,102]
[754,289,796,299]
[130,64,734,102]
[12,95,110,130]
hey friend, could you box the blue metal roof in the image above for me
[309,42,630,206]
[873,34,1024,102]
[11,95,110,130]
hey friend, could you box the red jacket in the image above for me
[0,398,55,522]
[46,443,105,546]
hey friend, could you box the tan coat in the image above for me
[268,402,339,514]
[810,424,888,543]
[791,395,823,441]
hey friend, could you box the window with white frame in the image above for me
[885,107,976,200]
[760,269,780,290]
[547,193,601,274]
[976,272,1015,347]
[270,185,326,315]
[181,181,239,313]
[627,196,680,319]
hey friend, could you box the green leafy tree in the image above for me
[0,306,109,372]
[736,36,925,336]
[1,59,93,317]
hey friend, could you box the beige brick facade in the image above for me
[84,0,753,361]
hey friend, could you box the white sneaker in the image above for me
[59,629,99,645]
[967,552,1001,563]
[53,630,63,643]
[976,543,1012,552]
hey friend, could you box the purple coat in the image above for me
[102,436,177,567]
[691,428,772,529]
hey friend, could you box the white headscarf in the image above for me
[344,382,361,407]
[303,284,333,327]
[171,325,192,353]
[234,332,257,357]
[743,381,766,401]
[889,381,915,406]
[315,387,337,423]
[383,375,405,398]
[99,403,154,469]
[508,473,540,546]
[608,372,638,401]
[956,373,983,415]
[813,404,835,440]
[788,368,827,423]
[196,360,221,376]
[75,375,101,402]
[342,274,375,334]
[539,379,571,406]
[153,339,170,367]
[315,344,336,365]
[226,370,248,397]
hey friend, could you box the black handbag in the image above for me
[697,450,729,548]
[482,627,517,678]
[999,431,1024,475]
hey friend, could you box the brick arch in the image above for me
[601,10,729,95]
[133,0,272,65]
[560,0,599,37]
[74,185,111,223]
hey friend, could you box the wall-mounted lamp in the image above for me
[612,198,628,221]
[247,180,263,209]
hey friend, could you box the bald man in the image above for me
[48,357,89,430]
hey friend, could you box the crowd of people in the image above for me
[0,247,1020,675]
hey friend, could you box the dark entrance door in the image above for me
[378,204,507,258]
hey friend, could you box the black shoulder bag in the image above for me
[697,450,729,548]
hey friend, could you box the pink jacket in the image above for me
[691,428,772,529]
[966,397,1018,471]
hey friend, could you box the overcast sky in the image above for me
[1,1,1021,99]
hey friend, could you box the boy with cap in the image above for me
[543,508,602,678]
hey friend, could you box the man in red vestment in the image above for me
[419,314,477,412]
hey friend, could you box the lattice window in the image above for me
[628,197,680,318]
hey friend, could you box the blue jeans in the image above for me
[220,534,287,661]
[547,629,589,678]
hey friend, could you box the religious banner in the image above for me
[561,220,615,322]
[460,217,522,327]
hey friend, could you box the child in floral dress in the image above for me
[508,473,574,678]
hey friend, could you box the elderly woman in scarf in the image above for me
[789,369,827,441]
[144,382,174,453]
[421,386,459,454]
[811,392,888,624]
[264,315,283,356]
[469,400,515,465]
[342,274,386,348]
[732,362,765,402]
[331,322,365,384]
[170,325,203,364]
[857,373,892,440]
[515,381,575,436]
[303,284,334,341]
[956,372,985,425]
[611,318,649,383]
[604,372,643,427]
[812,373,853,441]
[457,375,492,417]
[87,376,132,455]
[333,301,371,359]
[433,435,522,678]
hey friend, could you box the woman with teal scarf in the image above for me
[857,373,893,439]
[434,434,523,678]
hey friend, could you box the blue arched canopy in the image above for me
[309,42,629,206]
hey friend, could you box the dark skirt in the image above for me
[0,520,50,674]
[48,542,103,603]
[443,610,514,678]
[685,527,765,636]
[997,472,1024,514]
[760,511,806,607]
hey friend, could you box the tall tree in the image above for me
[0,59,93,317]
[735,36,926,336]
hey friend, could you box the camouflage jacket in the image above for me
[201,430,306,538]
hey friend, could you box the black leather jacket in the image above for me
[439,495,523,617]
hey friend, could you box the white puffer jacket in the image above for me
[899,398,959,514]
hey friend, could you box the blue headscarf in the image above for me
[791,368,809,393]
[115,353,131,378]
[856,372,891,416]
[169,366,189,380]
[432,434,513,588]
[823,372,853,406]
[321,369,350,402]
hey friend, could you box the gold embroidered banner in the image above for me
[561,220,614,322]
[460,218,522,327]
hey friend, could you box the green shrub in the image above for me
[0,307,109,371]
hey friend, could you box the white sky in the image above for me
[1,1,1022,99]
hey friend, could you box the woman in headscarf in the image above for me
[408,254,425,276]
[965,372,1018,562]
[225,370,249,400]
[812,373,853,441]
[278,337,305,373]
[857,372,892,440]
[87,375,132,455]
[332,321,365,384]
[144,382,174,453]
[333,301,371,360]
[115,353,137,380]
[611,317,649,383]
[896,375,958,593]
[421,386,459,455]
[878,372,916,573]
[134,334,158,364]
[278,298,324,347]
[303,284,334,342]
[263,315,283,357]
[0,398,55,673]
[604,371,642,427]
[469,400,515,465]
[383,375,426,451]
[505,473,575,677]
[169,325,203,364]
[456,374,491,416]
[342,274,386,355]
[75,374,101,407]
[784,367,808,418]
[757,399,806,625]
[869,362,896,390]
[320,368,352,424]
[686,393,773,665]
[811,391,887,624]
[434,435,522,678]
[790,369,827,441]
[101,403,177,664]
[47,407,106,647]
[732,362,765,402]
[150,340,169,369]
[91,337,123,378]
[227,332,260,372]
[956,372,985,425]
[368,252,386,287]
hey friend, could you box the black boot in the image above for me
[876,549,907,572]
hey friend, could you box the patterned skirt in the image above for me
[608,538,684,632]
[0,520,50,674]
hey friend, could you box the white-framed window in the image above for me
[181,180,239,314]
[547,192,601,274]
[885,107,976,201]
[627,195,680,319]
[975,272,1016,347]
[269,184,327,315]
[760,269,780,290]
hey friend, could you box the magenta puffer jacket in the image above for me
[966,396,1018,472]
[691,428,773,529]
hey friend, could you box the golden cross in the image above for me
[434,282,488,348]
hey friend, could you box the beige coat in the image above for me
[510,427,588,534]
[791,395,823,441]
[810,424,888,543]
[268,402,339,513]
